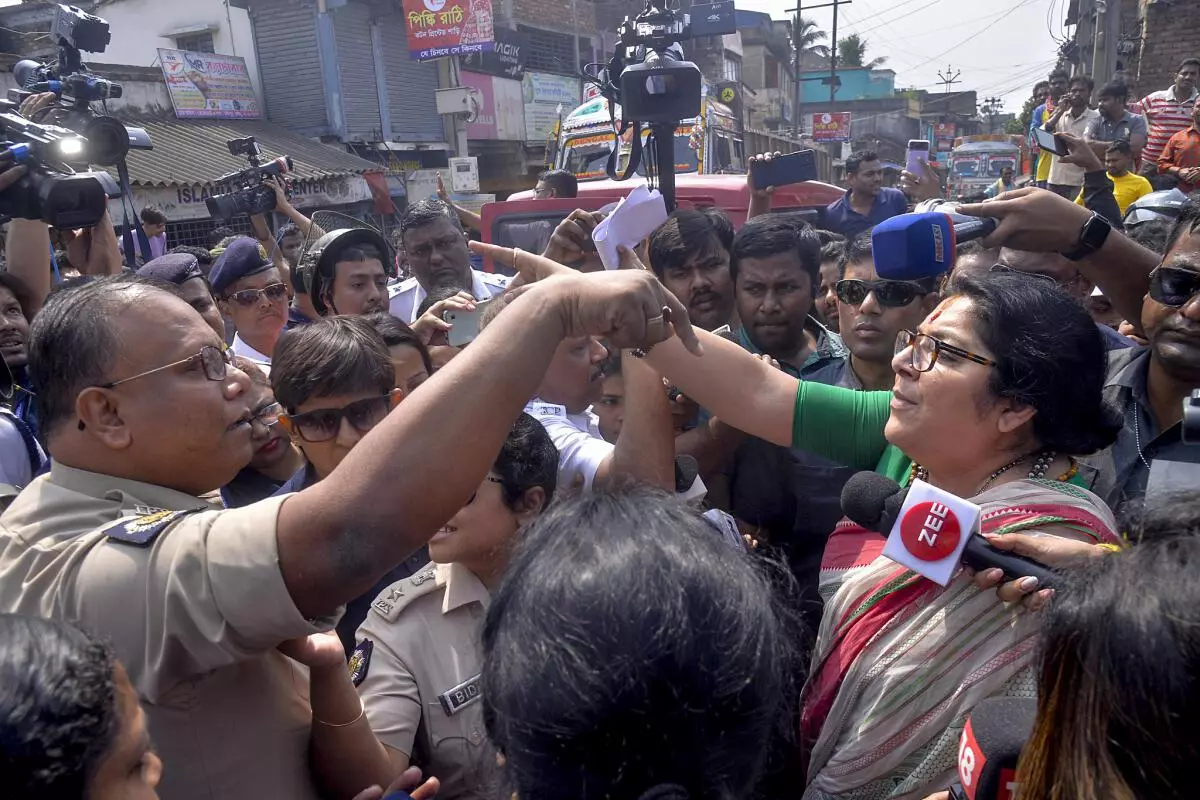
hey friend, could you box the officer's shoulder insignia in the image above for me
[348,639,373,687]
[102,509,197,547]
[369,567,440,622]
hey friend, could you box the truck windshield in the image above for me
[953,160,980,177]
[564,132,699,180]
[987,158,1016,177]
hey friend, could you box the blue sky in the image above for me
[739,0,1066,112]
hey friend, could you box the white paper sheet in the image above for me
[590,185,669,270]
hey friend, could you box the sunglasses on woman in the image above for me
[895,329,996,372]
[836,279,931,308]
[224,283,288,307]
[281,395,393,443]
[1148,265,1200,308]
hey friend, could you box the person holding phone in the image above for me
[1044,75,1100,200]
[824,151,909,239]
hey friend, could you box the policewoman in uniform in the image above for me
[354,413,558,798]
[0,267,693,800]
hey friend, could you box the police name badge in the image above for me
[438,674,482,716]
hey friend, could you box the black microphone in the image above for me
[839,472,1059,588]
[949,696,1037,800]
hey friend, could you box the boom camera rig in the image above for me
[589,0,735,210]
[11,4,152,167]
[205,137,294,221]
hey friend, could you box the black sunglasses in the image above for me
[836,279,930,308]
[282,395,392,443]
[1149,265,1200,308]
[224,282,288,307]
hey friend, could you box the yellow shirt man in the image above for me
[1075,170,1153,216]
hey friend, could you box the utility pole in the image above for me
[786,1,851,137]
[1092,0,1110,84]
[937,65,962,94]
[792,2,802,138]
[983,96,1002,133]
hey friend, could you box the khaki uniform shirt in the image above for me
[0,463,340,800]
[355,562,495,800]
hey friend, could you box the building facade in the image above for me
[1068,0,1200,97]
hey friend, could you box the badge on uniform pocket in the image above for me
[349,639,374,687]
[438,673,482,716]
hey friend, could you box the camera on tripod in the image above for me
[205,137,294,221]
[593,1,734,209]
[0,101,120,228]
[10,4,152,167]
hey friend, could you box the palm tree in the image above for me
[837,33,887,70]
[794,17,830,66]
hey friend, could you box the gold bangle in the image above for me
[313,698,365,728]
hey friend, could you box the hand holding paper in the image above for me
[591,185,669,270]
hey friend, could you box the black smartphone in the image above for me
[750,150,819,191]
[1033,127,1069,157]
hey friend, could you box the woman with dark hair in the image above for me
[482,486,797,800]
[353,412,558,800]
[0,614,162,798]
[1019,520,1200,800]
[0,272,45,489]
[477,242,1123,800]
[362,312,433,394]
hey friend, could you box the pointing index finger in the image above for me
[661,288,703,356]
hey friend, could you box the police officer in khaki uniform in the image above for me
[0,263,693,800]
[353,413,557,799]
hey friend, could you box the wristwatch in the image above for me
[1063,212,1111,262]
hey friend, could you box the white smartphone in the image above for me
[443,301,490,348]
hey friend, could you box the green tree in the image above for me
[794,17,830,63]
[837,33,887,69]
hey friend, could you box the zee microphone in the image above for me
[839,472,1058,588]
[949,696,1037,800]
[872,212,999,281]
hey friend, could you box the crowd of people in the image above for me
[0,64,1196,800]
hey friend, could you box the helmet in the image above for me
[295,214,392,315]
[1123,188,1188,229]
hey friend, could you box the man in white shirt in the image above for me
[1045,75,1101,199]
[389,198,508,322]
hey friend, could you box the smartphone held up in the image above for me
[905,140,930,176]
[749,150,819,191]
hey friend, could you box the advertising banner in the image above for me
[157,49,261,119]
[811,111,852,142]
[403,0,495,61]
[523,72,580,142]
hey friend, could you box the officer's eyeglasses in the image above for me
[281,395,393,443]
[1148,265,1200,308]
[895,329,997,373]
[101,345,232,389]
[251,402,283,434]
[224,282,288,307]
[836,279,931,308]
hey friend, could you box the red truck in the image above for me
[478,173,844,272]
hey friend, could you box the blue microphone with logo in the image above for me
[872,212,998,281]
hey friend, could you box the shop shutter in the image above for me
[378,8,444,142]
[249,0,329,135]
[333,2,384,141]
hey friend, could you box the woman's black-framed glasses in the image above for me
[895,329,997,373]
[282,395,393,443]
[1148,265,1200,308]
[223,282,288,307]
[101,345,232,389]
[836,279,931,308]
